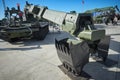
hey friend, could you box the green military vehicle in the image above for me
[25,1,110,79]
[0,1,49,42]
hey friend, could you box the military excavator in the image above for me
[24,1,110,79]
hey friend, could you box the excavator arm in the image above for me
[24,2,105,40]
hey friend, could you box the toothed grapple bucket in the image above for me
[55,38,89,75]
[98,36,110,61]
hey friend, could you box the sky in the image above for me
[0,0,120,19]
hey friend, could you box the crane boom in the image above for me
[24,2,105,41]
[43,9,66,25]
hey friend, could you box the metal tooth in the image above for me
[63,45,66,54]
[73,70,76,74]
[59,44,61,51]
[68,67,72,72]
[64,63,69,70]
[64,46,66,54]
[57,44,60,50]
[66,44,70,55]
[62,45,65,53]
[66,47,69,55]
[66,64,68,69]
[64,63,66,68]
[63,63,65,67]
[72,70,79,76]
[60,44,62,52]
[67,48,70,55]
[60,44,63,52]
[71,69,74,73]
[59,44,61,50]
[67,49,70,55]
[56,43,59,49]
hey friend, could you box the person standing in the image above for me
[113,16,118,25]
[18,11,23,21]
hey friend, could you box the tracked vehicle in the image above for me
[0,1,49,42]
